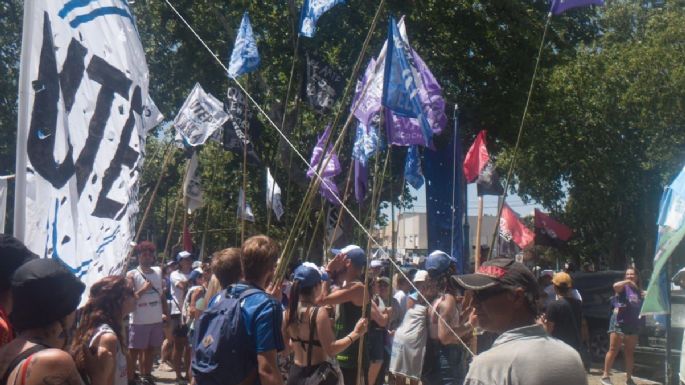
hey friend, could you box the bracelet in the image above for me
[347,335,354,344]
[464,321,472,329]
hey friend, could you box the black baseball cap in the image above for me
[0,234,39,290]
[11,259,85,331]
[452,258,538,297]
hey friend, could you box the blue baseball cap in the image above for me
[293,262,326,288]
[425,250,454,278]
[331,245,366,268]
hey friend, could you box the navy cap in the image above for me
[331,245,366,268]
[425,250,453,278]
[188,269,203,284]
[293,263,325,288]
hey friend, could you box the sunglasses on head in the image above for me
[473,286,511,303]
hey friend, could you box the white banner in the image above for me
[15,1,155,299]
[237,188,255,222]
[183,153,203,213]
[266,168,284,221]
[173,83,229,147]
[0,177,8,233]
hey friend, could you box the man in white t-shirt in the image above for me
[169,250,193,382]
[126,241,168,385]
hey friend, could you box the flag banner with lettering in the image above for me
[353,57,383,128]
[404,146,424,189]
[228,12,260,78]
[299,0,346,38]
[174,83,229,147]
[15,1,155,297]
[183,152,203,213]
[237,188,255,222]
[534,209,572,247]
[642,165,685,315]
[307,125,341,205]
[550,0,604,15]
[222,87,262,165]
[499,204,534,249]
[476,161,504,196]
[303,52,344,114]
[463,130,490,183]
[266,168,284,221]
[382,17,436,147]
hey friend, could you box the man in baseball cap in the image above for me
[453,258,587,385]
[320,245,385,385]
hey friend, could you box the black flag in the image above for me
[476,161,504,196]
[222,86,261,165]
[302,52,343,114]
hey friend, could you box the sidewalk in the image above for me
[151,366,662,385]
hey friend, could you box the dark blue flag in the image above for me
[381,17,433,147]
[300,0,346,38]
[550,0,604,15]
[404,146,424,189]
[228,12,260,78]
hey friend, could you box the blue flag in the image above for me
[642,164,685,315]
[228,12,260,78]
[404,146,424,189]
[299,0,346,38]
[550,0,604,15]
[382,17,433,147]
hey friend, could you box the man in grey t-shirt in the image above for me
[453,258,587,385]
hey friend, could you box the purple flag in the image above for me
[354,159,368,203]
[550,0,604,15]
[307,124,341,179]
[352,58,382,128]
[320,177,341,205]
[386,49,446,147]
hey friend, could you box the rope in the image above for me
[486,14,551,259]
[161,0,474,357]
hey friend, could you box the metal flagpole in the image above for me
[13,0,37,240]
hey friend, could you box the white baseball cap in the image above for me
[413,270,429,283]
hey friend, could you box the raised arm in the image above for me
[316,307,367,357]
[319,282,364,306]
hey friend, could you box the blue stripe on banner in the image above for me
[58,0,99,18]
[68,6,134,28]
[50,199,92,278]
[95,226,120,255]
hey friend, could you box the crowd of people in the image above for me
[0,232,648,385]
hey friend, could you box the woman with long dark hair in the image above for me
[283,263,367,385]
[601,267,645,385]
[71,276,136,385]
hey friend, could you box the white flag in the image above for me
[14,0,153,301]
[142,95,165,134]
[237,188,255,222]
[0,177,8,233]
[266,168,284,221]
[173,83,229,147]
[183,153,203,213]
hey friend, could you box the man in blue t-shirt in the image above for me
[229,235,285,385]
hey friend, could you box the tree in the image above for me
[511,1,685,268]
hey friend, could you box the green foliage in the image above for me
[513,1,685,268]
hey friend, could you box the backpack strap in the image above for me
[237,288,263,301]
[306,307,320,368]
[1,344,47,384]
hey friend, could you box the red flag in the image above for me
[183,221,193,253]
[534,209,572,244]
[499,203,534,249]
[463,130,490,183]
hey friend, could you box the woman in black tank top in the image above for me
[283,264,367,385]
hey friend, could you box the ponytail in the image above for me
[288,280,301,326]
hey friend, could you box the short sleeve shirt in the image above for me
[170,270,191,315]
[230,283,285,354]
[546,298,581,350]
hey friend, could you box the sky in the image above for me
[382,183,544,220]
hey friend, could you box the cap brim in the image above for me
[330,248,342,255]
[452,273,500,290]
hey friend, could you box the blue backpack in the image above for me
[192,287,261,385]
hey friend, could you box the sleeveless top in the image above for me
[89,324,127,385]
[334,301,362,368]
[128,267,164,325]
